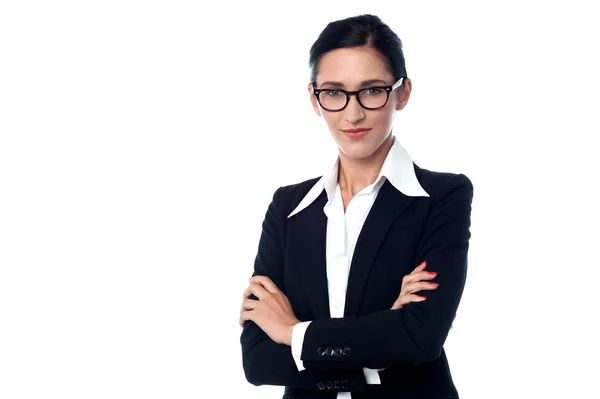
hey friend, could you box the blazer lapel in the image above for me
[344,178,417,316]
[294,190,331,320]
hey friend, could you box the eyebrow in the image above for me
[318,79,389,88]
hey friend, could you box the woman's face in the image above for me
[309,46,412,161]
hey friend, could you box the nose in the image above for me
[344,94,365,124]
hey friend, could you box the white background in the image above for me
[1,1,599,398]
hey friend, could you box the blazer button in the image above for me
[341,380,348,389]
[325,347,334,356]
[334,347,342,357]
[334,380,341,389]
[317,347,326,356]
[343,346,351,356]
[325,381,333,390]
[316,382,325,391]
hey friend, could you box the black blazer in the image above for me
[240,162,474,399]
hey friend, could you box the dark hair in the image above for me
[308,14,407,83]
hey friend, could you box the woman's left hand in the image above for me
[239,276,301,346]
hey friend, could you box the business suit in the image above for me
[240,162,474,398]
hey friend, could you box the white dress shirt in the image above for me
[287,136,430,398]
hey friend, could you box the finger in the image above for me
[415,270,438,281]
[407,294,427,304]
[391,294,426,310]
[242,298,259,311]
[410,261,427,274]
[401,272,424,288]
[401,281,439,296]
[239,301,259,326]
[391,293,427,309]
[250,275,280,294]
[239,311,248,327]
[246,282,270,300]
[402,271,437,288]
[240,310,254,324]
[242,286,260,300]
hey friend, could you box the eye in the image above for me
[324,90,343,97]
[364,88,384,96]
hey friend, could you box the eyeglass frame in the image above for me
[311,77,406,112]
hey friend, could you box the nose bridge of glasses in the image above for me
[344,90,365,114]
[351,88,378,109]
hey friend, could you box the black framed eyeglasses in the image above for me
[311,77,406,112]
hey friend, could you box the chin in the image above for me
[335,132,385,160]
[338,142,379,160]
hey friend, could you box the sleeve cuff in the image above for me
[362,368,381,384]
[291,321,312,372]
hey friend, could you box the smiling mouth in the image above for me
[342,128,371,133]
[341,128,371,140]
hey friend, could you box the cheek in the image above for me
[323,114,341,129]
[372,109,395,128]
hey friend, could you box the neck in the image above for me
[337,134,394,196]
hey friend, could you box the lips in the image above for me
[342,128,371,139]
[342,128,371,133]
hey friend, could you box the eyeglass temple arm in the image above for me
[391,77,405,91]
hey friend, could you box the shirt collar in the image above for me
[287,136,430,218]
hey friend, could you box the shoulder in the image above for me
[270,176,322,215]
[415,164,474,206]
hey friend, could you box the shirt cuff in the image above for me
[291,321,312,372]
[362,368,381,384]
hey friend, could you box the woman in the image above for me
[239,14,473,399]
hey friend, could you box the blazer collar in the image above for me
[287,135,429,219]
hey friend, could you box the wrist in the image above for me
[286,321,299,346]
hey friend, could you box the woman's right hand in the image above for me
[390,261,439,310]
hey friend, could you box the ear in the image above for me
[308,83,322,117]
[395,78,412,111]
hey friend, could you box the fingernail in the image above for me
[429,282,439,287]
[428,272,437,277]
[418,296,427,300]
[419,261,427,267]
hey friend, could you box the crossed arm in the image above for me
[240,174,473,389]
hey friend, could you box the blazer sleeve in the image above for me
[240,187,367,392]
[299,174,474,371]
